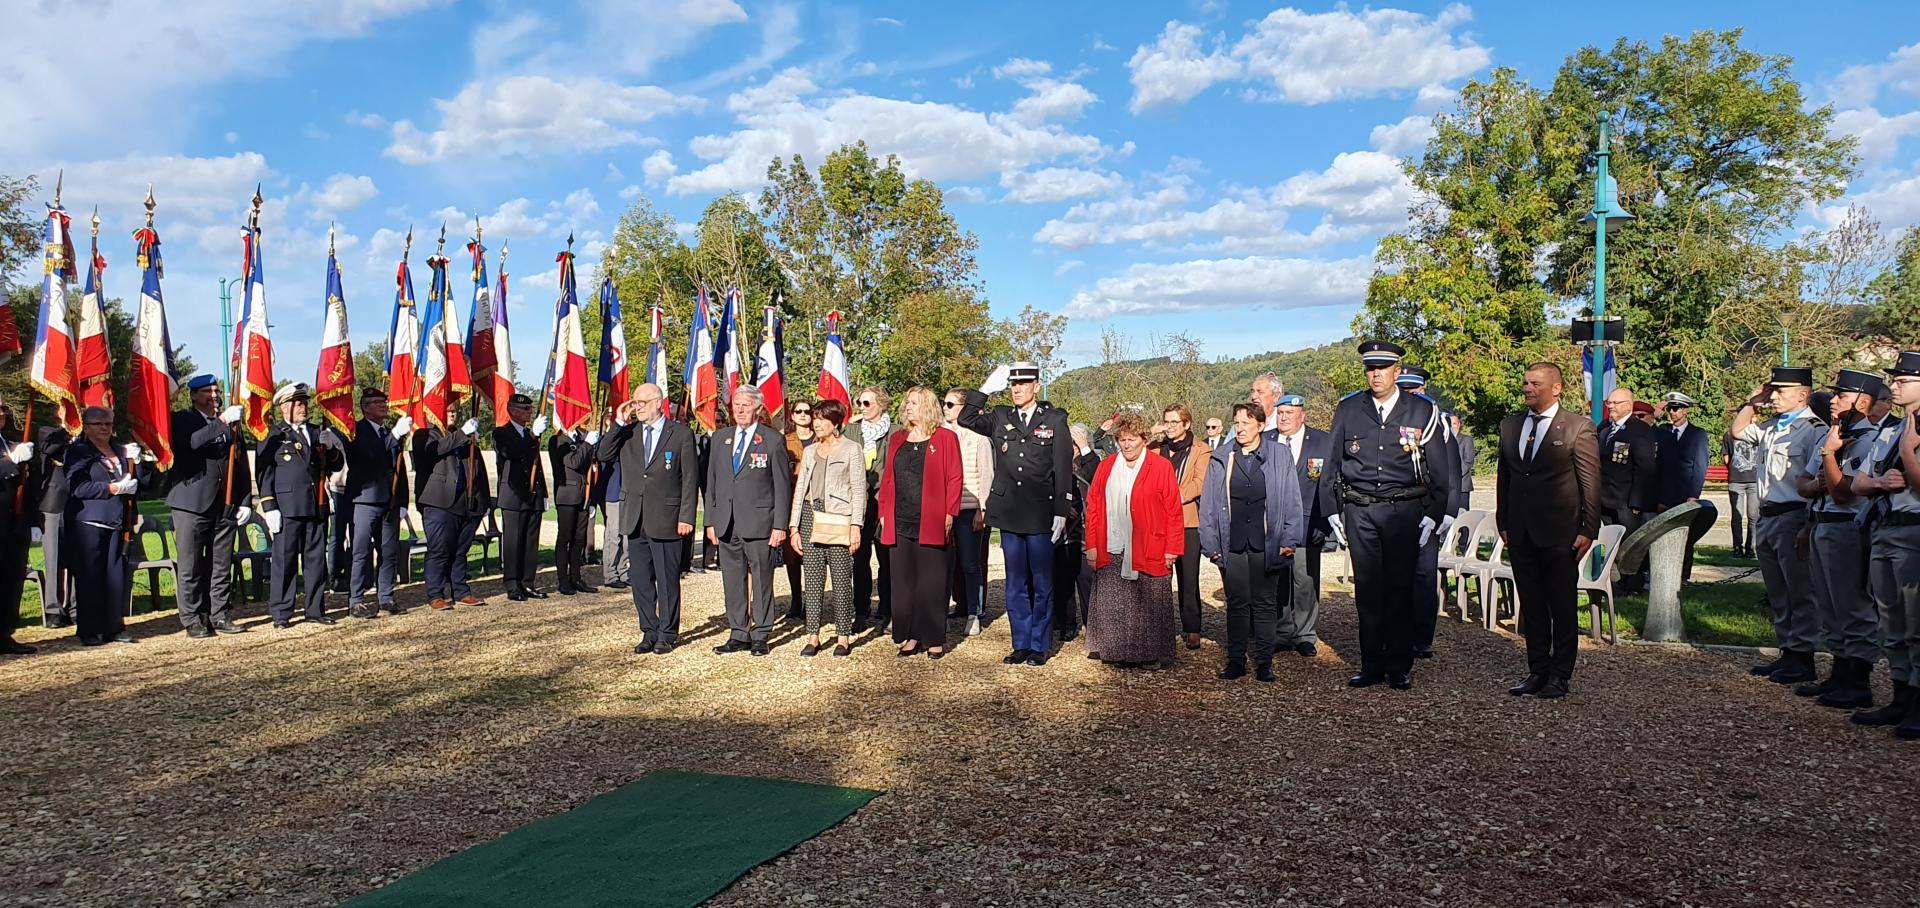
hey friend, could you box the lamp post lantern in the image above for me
[1582,114,1634,424]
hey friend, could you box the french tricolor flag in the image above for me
[30,197,80,434]
[816,310,850,410]
[684,287,718,432]
[127,210,177,471]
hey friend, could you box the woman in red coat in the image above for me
[877,386,963,659]
[1083,410,1184,668]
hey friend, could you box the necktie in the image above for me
[643,424,655,464]
[1021,409,1031,429]
[1522,414,1542,461]
[1377,404,1387,423]
[732,431,747,472]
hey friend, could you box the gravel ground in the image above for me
[3,549,1918,908]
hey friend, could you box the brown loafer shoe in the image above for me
[430,598,453,610]
[458,596,483,606]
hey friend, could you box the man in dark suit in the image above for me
[1497,362,1601,699]
[959,361,1076,666]
[1392,367,1463,660]
[166,375,252,637]
[1598,386,1659,593]
[492,394,549,601]
[1267,393,1331,656]
[597,383,699,654]
[257,383,346,628]
[33,425,73,629]
[413,410,490,610]
[342,388,409,618]
[550,421,599,595]
[706,387,792,655]
[1655,391,1712,581]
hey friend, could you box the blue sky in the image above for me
[5,0,1918,386]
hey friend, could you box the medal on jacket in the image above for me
[1307,457,1323,481]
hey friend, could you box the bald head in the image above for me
[1605,387,1634,423]
[628,383,665,424]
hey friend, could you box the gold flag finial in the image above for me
[90,205,101,237]
[328,221,336,256]
[403,225,414,259]
[247,183,263,230]
[53,169,63,207]
[436,221,446,256]
[143,185,156,229]
[500,241,509,271]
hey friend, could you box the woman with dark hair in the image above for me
[66,406,149,646]
[877,387,962,658]
[1199,401,1303,682]
[1083,410,1184,669]
[790,398,866,656]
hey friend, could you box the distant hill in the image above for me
[1047,337,1359,430]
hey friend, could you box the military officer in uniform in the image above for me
[958,361,1075,666]
[342,388,410,618]
[1392,366,1461,660]
[167,375,252,637]
[1318,341,1456,690]
[1855,352,1920,735]
[1598,386,1661,594]
[414,410,491,610]
[1730,365,1826,684]
[493,394,550,601]
[550,420,600,595]
[257,383,346,628]
[1796,369,1884,708]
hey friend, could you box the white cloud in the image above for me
[993,58,1053,79]
[1065,255,1373,318]
[386,75,703,164]
[643,150,678,185]
[1009,79,1098,124]
[1830,42,1920,109]
[944,186,986,204]
[1832,107,1920,167]
[605,163,626,182]
[619,185,645,201]
[668,68,1110,195]
[1054,260,1085,276]
[223,131,239,144]
[346,110,388,129]
[46,152,273,229]
[1001,167,1124,203]
[1822,166,1920,234]
[677,0,748,27]
[1128,5,1489,113]
[1370,115,1437,157]
[311,174,379,215]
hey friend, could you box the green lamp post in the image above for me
[1582,114,1634,424]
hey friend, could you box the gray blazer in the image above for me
[789,435,867,529]
[705,423,792,539]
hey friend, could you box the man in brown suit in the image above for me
[1497,362,1602,699]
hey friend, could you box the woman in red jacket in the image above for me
[1083,410,1184,668]
[877,386,963,659]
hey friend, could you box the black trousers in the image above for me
[719,533,779,644]
[171,507,238,629]
[891,540,950,646]
[1411,524,1443,651]
[783,544,804,617]
[69,522,130,640]
[329,494,350,590]
[554,504,590,587]
[1345,498,1424,675]
[270,515,330,621]
[1053,530,1083,631]
[629,534,684,645]
[1602,507,1645,592]
[853,508,890,623]
[1220,549,1283,664]
[349,503,401,607]
[422,505,477,601]
[1510,535,1580,679]
[0,521,27,639]
[501,508,542,591]
[1175,526,1203,634]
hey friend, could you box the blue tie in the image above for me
[643,424,655,464]
[732,431,746,473]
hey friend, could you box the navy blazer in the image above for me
[549,431,596,508]
[596,417,699,539]
[1655,422,1710,508]
[704,423,793,539]
[343,418,408,508]
[492,423,548,511]
[164,408,251,515]
[256,422,345,519]
[1266,426,1333,544]
[65,440,153,529]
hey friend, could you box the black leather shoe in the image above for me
[1294,641,1316,657]
[381,604,406,616]
[1388,672,1413,690]
[574,581,598,593]
[272,620,294,629]
[1219,662,1248,680]
[605,580,630,590]
[713,640,750,655]
[1769,662,1816,684]
[832,644,852,657]
[799,643,821,657]
[43,616,73,629]
[506,591,527,602]
[186,626,214,639]
[347,606,377,620]
[211,620,249,634]
[111,632,136,644]
[0,638,37,654]
[308,616,337,626]
[750,643,770,656]
[556,586,577,596]
[634,642,655,655]
[1057,626,1080,642]
[1255,664,1277,683]
[1412,647,1435,660]
[1750,657,1784,676]
[523,588,548,600]
[1003,649,1031,665]
[1348,672,1386,688]
[653,642,674,655]
[1509,674,1548,696]
[896,646,919,658]
[1535,677,1569,699]
[80,635,107,646]
[1026,651,1050,666]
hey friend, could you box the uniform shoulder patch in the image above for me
[1339,389,1365,402]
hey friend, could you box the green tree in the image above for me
[3,285,196,437]
[1867,226,1920,341]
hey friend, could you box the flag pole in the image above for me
[225,187,262,510]
[391,227,413,503]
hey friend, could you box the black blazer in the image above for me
[956,395,1076,535]
[1318,390,1456,523]
[704,423,792,539]
[1269,426,1333,543]
[492,423,547,511]
[35,427,71,514]
[343,418,408,508]
[1496,407,1601,550]
[164,408,250,515]
[1655,422,1711,508]
[549,431,595,507]
[256,422,344,519]
[412,427,490,515]
[596,418,699,539]
[1597,417,1659,513]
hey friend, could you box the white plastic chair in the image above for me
[1578,523,1629,644]
[1453,517,1503,622]
[1435,509,1486,620]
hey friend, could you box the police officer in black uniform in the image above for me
[258,383,346,628]
[1320,341,1456,690]
[1394,366,1462,660]
[958,361,1075,666]
[167,374,252,637]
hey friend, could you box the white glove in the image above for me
[391,415,414,438]
[30,527,40,544]
[234,506,252,525]
[264,510,283,534]
[8,442,32,463]
[123,443,142,461]
[1418,516,1437,548]
[461,418,479,436]
[111,475,138,494]
[1439,515,1455,540]
[397,507,409,526]
[221,405,244,424]
[532,415,549,436]
[1050,515,1067,544]
[980,364,1011,395]
[585,430,601,445]
[1327,514,1348,548]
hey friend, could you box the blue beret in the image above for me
[187,374,219,391]
[1275,394,1304,407]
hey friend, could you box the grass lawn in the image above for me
[1577,581,1777,648]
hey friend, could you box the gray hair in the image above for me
[1252,372,1282,395]
[1070,422,1091,448]
[81,406,113,425]
[732,385,764,404]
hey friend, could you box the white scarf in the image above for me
[861,414,891,451]
[1106,452,1143,581]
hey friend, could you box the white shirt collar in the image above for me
[1372,389,1401,415]
[641,414,666,433]
[1531,403,1561,422]
[734,421,758,443]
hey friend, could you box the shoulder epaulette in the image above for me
[1339,389,1365,402]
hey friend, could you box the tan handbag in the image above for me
[810,510,855,546]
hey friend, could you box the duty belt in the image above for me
[1340,486,1425,507]
[1878,512,1920,528]
[1811,511,1859,524]
[1759,501,1807,518]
